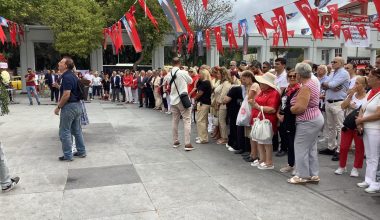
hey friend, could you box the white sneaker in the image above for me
[251,159,260,167]
[228,147,237,152]
[291,169,296,176]
[225,143,232,149]
[357,181,369,188]
[195,137,201,141]
[334,167,347,175]
[364,187,380,194]
[350,168,359,177]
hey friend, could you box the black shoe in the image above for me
[2,177,20,192]
[139,105,143,108]
[332,152,339,161]
[244,156,255,162]
[73,152,87,158]
[37,102,41,105]
[275,150,287,157]
[58,156,73,161]
[241,152,250,157]
[319,148,336,155]
[234,149,245,154]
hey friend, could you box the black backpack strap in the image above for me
[170,69,181,95]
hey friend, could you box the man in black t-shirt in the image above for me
[194,79,212,144]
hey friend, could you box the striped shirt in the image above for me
[291,79,321,121]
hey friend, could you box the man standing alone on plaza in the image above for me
[54,57,87,161]
[166,57,194,151]
[25,68,41,105]
[319,57,350,161]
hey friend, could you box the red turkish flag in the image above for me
[226,23,238,50]
[202,0,208,10]
[327,4,339,22]
[138,0,159,31]
[331,21,342,38]
[273,6,288,46]
[238,23,242,37]
[125,7,143,53]
[373,19,380,31]
[356,24,368,38]
[187,31,195,53]
[341,27,352,42]
[0,25,6,45]
[9,22,18,46]
[271,17,279,30]
[295,0,322,40]
[173,0,192,33]
[254,15,268,38]
[213,26,224,54]
[287,30,295,38]
[273,32,280,47]
[205,28,211,50]
[350,0,368,3]
[177,35,183,54]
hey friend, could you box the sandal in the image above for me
[306,176,320,184]
[287,176,307,185]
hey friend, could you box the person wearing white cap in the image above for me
[249,72,281,170]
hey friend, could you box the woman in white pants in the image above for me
[123,71,134,103]
[356,69,380,193]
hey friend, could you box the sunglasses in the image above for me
[288,75,296,78]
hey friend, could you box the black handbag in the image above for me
[343,107,361,130]
[170,69,191,109]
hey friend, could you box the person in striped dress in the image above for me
[288,63,324,184]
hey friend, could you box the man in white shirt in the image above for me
[165,57,193,151]
[274,58,289,93]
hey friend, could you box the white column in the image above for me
[90,47,103,72]
[206,46,219,67]
[152,46,165,69]
[304,46,317,63]
[342,46,348,62]
[19,28,35,93]
[370,49,377,66]
[329,49,335,63]
[258,43,271,64]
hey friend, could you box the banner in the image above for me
[138,0,159,31]
[239,19,249,55]
[315,0,332,8]
[173,0,192,33]
[286,12,298,20]
[205,28,211,50]
[197,31,204,56]
[344,26,370,48]
[158,0,186,35]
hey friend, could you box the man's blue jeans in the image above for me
[0,142,12,189]
[26,86,40,104]
[59,102,86,159]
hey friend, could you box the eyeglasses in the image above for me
[331,61,338,64]
[288,75,296,78]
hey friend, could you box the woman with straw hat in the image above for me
[249,72,280,170]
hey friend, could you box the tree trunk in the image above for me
[133,44,145,71]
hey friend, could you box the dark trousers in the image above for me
[93,86,101,97]
[121,86,126,102]
[112,87,120,101]
[237,126,250,152]
[162,95,168,109]
[272,132,279,152]
[228,117,238,149]
[138,88,144,106]
[145,89,154,107]
[50,86,59,102]
[83,86,89,101]
[279,123,296,167]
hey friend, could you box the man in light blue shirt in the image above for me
[319,57,350,161]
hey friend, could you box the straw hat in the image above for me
[254,72,278,91]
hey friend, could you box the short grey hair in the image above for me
[318,65,328,74]
[295,62,312,78]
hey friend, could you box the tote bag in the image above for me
[250,106,273,142]
[236,96,252,126]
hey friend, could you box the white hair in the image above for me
[295,62,312,78]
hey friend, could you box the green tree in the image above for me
[101,0,171,69]
[41,0,105,58]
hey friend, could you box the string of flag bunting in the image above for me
[0,16,24,47]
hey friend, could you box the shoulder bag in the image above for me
[170,69,191,108]
[250,106,273,142]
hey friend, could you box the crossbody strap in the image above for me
[170,69,181,95]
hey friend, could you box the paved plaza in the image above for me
[0,95,379,220]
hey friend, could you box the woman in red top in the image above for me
[250,72,280,170]
[123,71,134,103]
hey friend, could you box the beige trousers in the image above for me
[325,101,344,152]
[171,102,192,145]
[196,103,210,142]
[218,108,228,139]
[154,91,162,108]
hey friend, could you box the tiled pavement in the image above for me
[0,96,379,220]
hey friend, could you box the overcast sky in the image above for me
[231,0,350,33]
